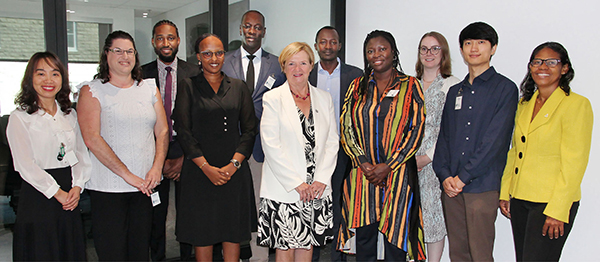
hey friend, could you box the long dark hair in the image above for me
[15,51,72,114]
[415,31,452,79]
[358,30,403,95]
[94,30,143,84]
[520,42,574,102]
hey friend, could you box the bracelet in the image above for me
[200,162,207,169]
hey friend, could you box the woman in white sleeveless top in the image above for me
[77,30,169,261]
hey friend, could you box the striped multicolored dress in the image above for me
[338,70,426,261]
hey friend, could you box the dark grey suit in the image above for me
[142,58,199,261]
[309,61,362,262]
[221,48,285,162]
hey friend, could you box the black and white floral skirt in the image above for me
[257,195,333,250]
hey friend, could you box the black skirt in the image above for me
[13,166,86,261]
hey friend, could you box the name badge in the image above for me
[455,88,463,110]
[264,75,276,89]
[151,191,161,207]
[386,90,399,97]
[65,150,79,166]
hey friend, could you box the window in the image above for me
[67,21,77,51]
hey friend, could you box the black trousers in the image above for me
[150,179,194,261]
[313,152,350,262]
[355,223,406,262]
[90,190,153,261]
[510,198,579,262]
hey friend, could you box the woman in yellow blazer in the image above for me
[499,42,593,261]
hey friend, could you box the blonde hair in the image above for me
[279,42,315,70]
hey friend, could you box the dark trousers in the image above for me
[90,190,153,261]
[313,151,350,262]
[442,191,498,262]
[355,223,406,262]
[510,199,579,262]
[150,179,194,261]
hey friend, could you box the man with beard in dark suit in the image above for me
[308,26,362,262]
[142,20,200,261]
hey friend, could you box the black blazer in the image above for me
[308,61,363,192]
[142,58,200,159]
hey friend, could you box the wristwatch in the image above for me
[230,159,241,169]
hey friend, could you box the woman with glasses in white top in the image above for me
[414,31,460,262]
[77,30,169,261]
[172,33,257,262]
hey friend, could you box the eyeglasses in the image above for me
[419,45,442,55]
[241,24,264,31]
[108,48,137,56]
[530,58,561,68]
[200,50,226,59]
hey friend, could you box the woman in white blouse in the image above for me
[7,51,91,261]
[77,31,169,261]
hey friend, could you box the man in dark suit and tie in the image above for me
[308,26,363,262]
[142,20,200,261]
[221,10,284,262]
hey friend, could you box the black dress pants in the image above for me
[355,223,406,262]
[510,198,579,262]
[90,190,152,261]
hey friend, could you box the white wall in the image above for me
[347,0,600,261]
[134,17,154,65]
[249,0,330,59]
[153,1,210,62]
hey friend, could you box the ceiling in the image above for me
[2,0,201,18]
[65,0,200,17]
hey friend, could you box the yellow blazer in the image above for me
[500,88,593,223]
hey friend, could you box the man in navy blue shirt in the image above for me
[433,22,518,261]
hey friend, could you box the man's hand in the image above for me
[453,176,465,191]
[163,156,184,181]
[442,176,462,197]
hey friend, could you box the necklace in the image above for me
[290,89,310,100]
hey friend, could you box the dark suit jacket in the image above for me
[308,61,363,194]
[222,48,286,162]
[142,58,200,159]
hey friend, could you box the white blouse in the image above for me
[6,105,92,199]
[77,79,158,193]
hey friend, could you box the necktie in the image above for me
[246,54,256,93]
[164,67,173,141]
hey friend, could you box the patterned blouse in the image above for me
[338,70,426,260]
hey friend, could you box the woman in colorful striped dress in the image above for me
[337,30,426,262]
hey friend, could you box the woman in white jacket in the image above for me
[258,42,339,261]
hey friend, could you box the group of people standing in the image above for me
[5,8,592,262]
